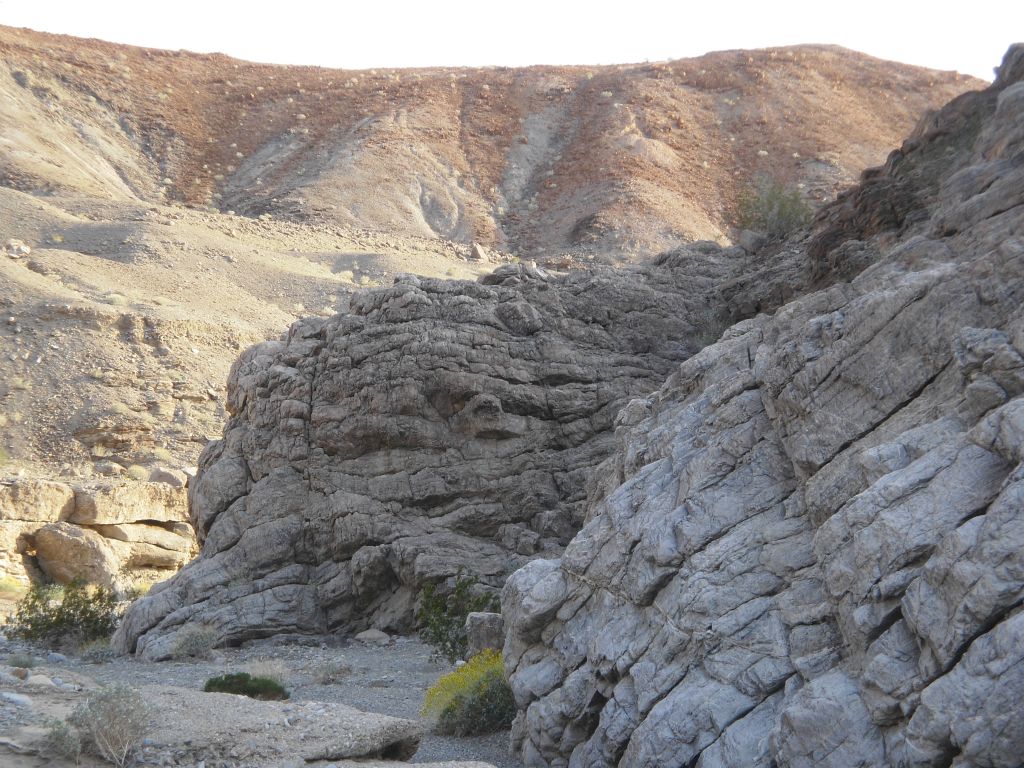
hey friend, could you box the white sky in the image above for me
[0,1,1018,81]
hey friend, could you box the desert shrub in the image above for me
[203,672,289,700]
[79,638,118,663]
[70,685,149,768]
[5,580,118,647]
[7,652,37,669]
[422,649,515,736]
[124,464,149,481]
[242,659,289,688]
[418,573,499,664]
[0,574,27,600]
[42,717,82,762]
[735,176,812,240]
[314,658,352,685]
[169,623,218,660]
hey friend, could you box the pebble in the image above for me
[47,651,68,663]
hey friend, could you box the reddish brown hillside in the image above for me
[0,26,981,260]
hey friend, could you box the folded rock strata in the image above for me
[115,250,750,658]
[502,45,1024,767]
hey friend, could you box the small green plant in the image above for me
[203,672,289,700]
[169,623,219,661]
[70,685,149,768]
[42,717,82,763]
[5,580,118,647]
[417,573,499,663]
[735,176,812,240]
[7,653,37,669]
[422,649,515,736]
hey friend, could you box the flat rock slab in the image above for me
[140,685,422,765]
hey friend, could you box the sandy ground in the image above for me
[0,632,522,767]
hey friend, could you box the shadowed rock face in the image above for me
[501,45,1024,767]
[116,252,744,659]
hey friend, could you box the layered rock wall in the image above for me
[117,253,739,658]
[502,46,1024,767]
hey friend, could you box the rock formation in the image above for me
[105,29,1023,768]
[502,45,1024,767]
[0,478,196,589]
[117,252,742,658]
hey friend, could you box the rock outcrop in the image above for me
[115,252,746,658]
[0,478,195,589]
[502,46,1024,767]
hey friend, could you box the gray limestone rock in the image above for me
[117,253,738,658]
[465,612,504,657]
[501,47,1024,768]
[113,44,1024,767]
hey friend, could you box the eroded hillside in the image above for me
[0,26,978,259]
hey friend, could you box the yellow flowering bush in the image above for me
[422,649,516,735]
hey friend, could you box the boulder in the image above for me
[469,242,490,262]
[0,479,195,587]
[130,685,422,764]
[148,467,188,488]
[354,628,391,647]
[465,612,504,657]
[0,480,75,522]
[33,522,122,588]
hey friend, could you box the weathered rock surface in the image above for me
[502,46,1024,767]
[146,687,422,763]
[0,478,195,588]
[116,251,743,657]
[466,612,505,657]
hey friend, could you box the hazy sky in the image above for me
[0,1,1018,81]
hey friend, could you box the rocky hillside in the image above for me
[0,25,978,260]
[502,45,1024,766]
[0,28,980,482]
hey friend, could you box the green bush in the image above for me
[5,580,118,647]
[417,573,499,663]
[70,685,149,768]
[203,672,289,700]
[6,653,37,669]
[735,176,812,240]
[422,649,516,736]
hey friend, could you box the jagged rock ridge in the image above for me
[501,45,1024,767]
